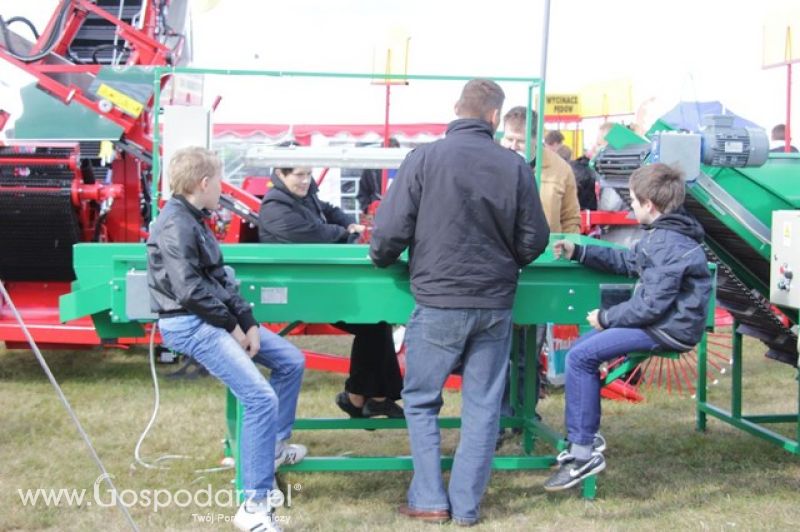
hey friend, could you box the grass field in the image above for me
[2,334,800,531]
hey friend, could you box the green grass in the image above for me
[2,335,800,531]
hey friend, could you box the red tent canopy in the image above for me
[213,123,447,145]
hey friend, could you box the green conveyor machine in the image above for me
[60,237,635,499]
[58,66,629,499]
[594,113,800,452]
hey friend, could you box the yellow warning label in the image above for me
[96,83,144,118]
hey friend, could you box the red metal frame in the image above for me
[0,0,173,155]
[786,63,792,152]
[580,209,638,234]
[0,281,153,349]
[105,154,145,242]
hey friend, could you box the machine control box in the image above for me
[770,211,800,310]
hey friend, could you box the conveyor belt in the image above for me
[69,1,144,64]
[684,192,798,366]
[0,147,81,281]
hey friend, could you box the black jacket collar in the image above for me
[446,118,495,138]
[174,194,210,222]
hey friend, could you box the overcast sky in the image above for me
[1,0,799,139]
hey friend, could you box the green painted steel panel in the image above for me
[62,235,632,337]
[14,84,124,141]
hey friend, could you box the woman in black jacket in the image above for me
[258,166,404,419]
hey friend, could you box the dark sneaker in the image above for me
[335,391,364,418]
[362,399,405,418]
[544,451,606,491]
[556,435,606,464]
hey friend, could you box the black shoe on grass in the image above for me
[544,451,606,491]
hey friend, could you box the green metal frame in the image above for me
[696,321,800,453]
[641,123,800,451]
[148,66,547,219]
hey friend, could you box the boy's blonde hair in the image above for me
[168,147,221,195]
[630,163,684,214]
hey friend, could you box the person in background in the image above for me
[544,129,565,152]
[495,107,582,451]
[555,144,573,162]
[502,107,581,234]
[570,154,599,211]
[769,124,798,153]
[258,165,404,420]
[358,137,401,213]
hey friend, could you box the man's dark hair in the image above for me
[544,130,564,146]
[772,124,787,141]
[503,106,537,137]
[630,163,685,214]
[455,79,505,120]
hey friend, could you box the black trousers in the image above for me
[334,322,403,400]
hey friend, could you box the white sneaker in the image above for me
[275,441,307,468]
[233,500,282,532]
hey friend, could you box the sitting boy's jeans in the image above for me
[158,316,305,500]
[565,328,661,446]
[402,304,512,524]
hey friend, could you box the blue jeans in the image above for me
[158,315,305,500]
[565,328,661,446]
[402,304,512,524]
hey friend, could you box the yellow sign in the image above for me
[96,83,144,118]
[762,7,800,68]
[545,94,581,117]
[580,78,634,118]
[372,27,410,85]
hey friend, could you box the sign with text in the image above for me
[544,94,581,121]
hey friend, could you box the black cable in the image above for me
[3,16,39,40]
[0,0,71,62]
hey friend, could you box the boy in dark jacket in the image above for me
[147,147,305,532]
[544,163,711,491]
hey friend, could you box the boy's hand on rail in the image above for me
[587,309,604,330]
[553,240,575,260]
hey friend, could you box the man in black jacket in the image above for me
[370,79,550,526]
[148,147,305,532]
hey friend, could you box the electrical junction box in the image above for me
[126,270,157,321]
[770,210,800,310]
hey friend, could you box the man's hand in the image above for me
[587,309,604,330]
[347,223,366,234]
[553,240,575,260]
[231,325,249,351]
[245,325,260,358]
